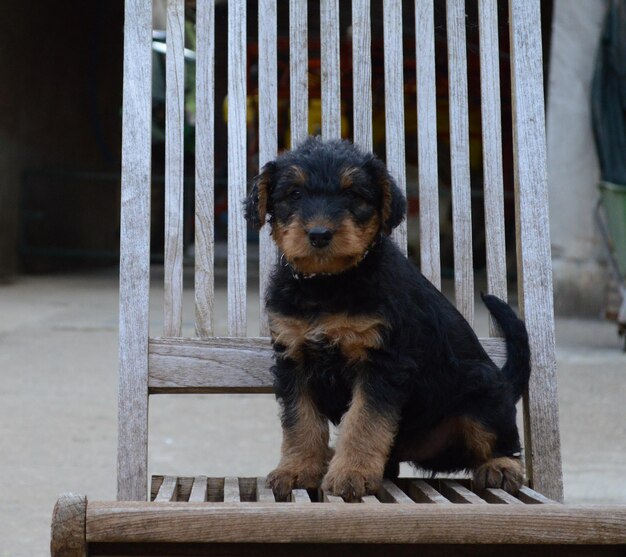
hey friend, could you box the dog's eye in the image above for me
[289,189,302,200]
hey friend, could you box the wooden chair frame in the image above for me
[51,1,626,555]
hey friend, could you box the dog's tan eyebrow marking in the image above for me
[340,166,361,189]
[287,165,308,186]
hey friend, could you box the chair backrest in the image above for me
[118,0,563,502]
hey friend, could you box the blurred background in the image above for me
[0,1,625,555]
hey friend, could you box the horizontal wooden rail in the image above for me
[85,502,626,545]
[147,337,507,394]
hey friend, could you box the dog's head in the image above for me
[245,137,405,275]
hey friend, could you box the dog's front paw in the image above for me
[321,464,382,502]
[473,457,524,494]
[266,465,325,501]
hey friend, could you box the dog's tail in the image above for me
[481,293,531,402]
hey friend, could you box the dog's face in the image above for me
[245,138,406,275]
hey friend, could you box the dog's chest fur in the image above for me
[268,311,388,365]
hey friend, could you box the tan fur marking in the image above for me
[266,391,332,499]
[322,386,398,500]
[473,457,525,494]
[256,173,271,227]
[457,417,497,464]
[381,178,393,234]
[276,215,380,275]
[268,311,389,364]
[287,164,308,185]
[340,166,361,189]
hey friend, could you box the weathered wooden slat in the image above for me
[118,0,152,502]
[320,0,341,140]
[51,494,87,557]
[194,0,215,337]
[163,0,185,338]
[188,476,208,503]
[86,502,626,545]
[322,492,345,503]
[407,480,450,504]
[223,477,241,503]
[258,0,278,336]
[438,480,487,504]
[256,477,276,503]
[509,0,563,502]
[147,336,507,393]
[415,0,441,290]
[479,0,507,325]
[383,0,407,253]
[446,0,474,326]
[517,485,558,505]
[154,476,178,502]
[227,0,247,337]
[377,480,414,504]
[480,488,524,505]
[291,489,312,503]
[360,495,380,505]
[351,0,372,151]
[290,0,308,147]
[239,478,257,502]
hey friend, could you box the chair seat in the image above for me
[51,478,626,556]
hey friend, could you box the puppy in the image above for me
[245,137,530,501]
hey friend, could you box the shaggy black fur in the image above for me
[245,137,531,497]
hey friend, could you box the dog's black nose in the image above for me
[308,227,334,248]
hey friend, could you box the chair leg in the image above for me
[51,494,87,557]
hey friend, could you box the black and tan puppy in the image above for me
[245,137,530,501]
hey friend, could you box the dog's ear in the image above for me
[245,161,277,230]
[365,157,406,235]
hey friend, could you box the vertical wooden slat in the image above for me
[291,489,312,503]
[154,476,178,502]
[509,0,563,502]
[320,0,341,140]
[446,0,474,326]
[322,492,344,503]
[351,0,372,151]
[383,0,407,253]
[195,0,215,337]
[228,0,247,337]
[290,0,308,147]
[164,0,185,337]
[415,0,441,289]
[479,0,507,337]
[223,477,241,502]
[258,0,278,336]
[256,477,276,502]
[118,0,152,502]
[188,476,208,502]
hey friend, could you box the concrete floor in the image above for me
[1,268,625,556]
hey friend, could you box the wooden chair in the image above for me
[51,1,626,555]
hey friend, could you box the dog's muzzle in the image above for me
[307,227,334,248]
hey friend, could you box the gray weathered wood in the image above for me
[377,480,415,504]
[227,0,247,337]
[407,480,450,504]
[194,0,215,337]
[479,0,507,318]
[256,477,276,502]
[383,0,407,253]
[361,495,380,505]
[446,0,474,326]
[439,480,488,504]
[51,494,87,557]
[415,0,441,290]
[291,489,312,503]
[147,336,507,393]
[164,0,185,338]
[85,502,626,545]
[223,477,241,502]
[351,0,372,151]
[480,488,525,505]
[118,0,152,502]
[320,0,341,140]
[188,476,208,502]
[517,485,558,505]
[258,0,279,336]
[509,0,563,502]
[154,476,178,502]
[322,492,345,503]
[290,0,308,147]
